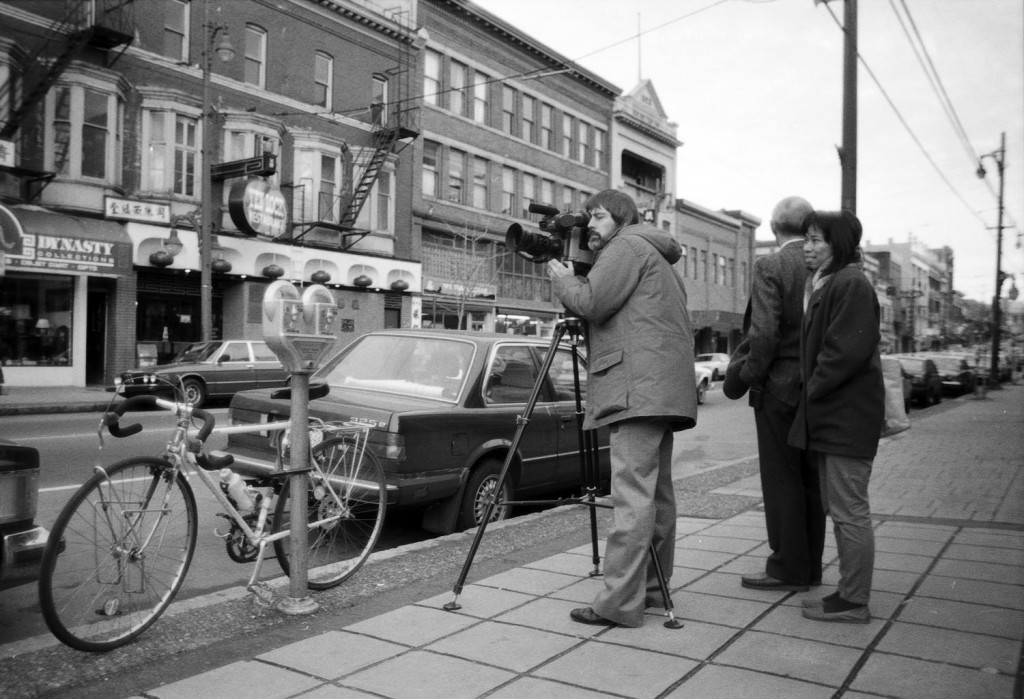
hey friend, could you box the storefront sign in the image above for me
[0,139,15,167]
[104,197,171,224]
[1,206,132,275]
[228,178,287,237]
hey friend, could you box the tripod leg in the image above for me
[567,334,604,578]
[648,542,684,629]
[444,323,569,611]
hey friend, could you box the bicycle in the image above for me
[37,385,387,652]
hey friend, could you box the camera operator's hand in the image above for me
[546,259,573,279]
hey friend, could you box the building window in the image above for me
[561,113,574,159]
[163,0,189,61]
[424,49,442,106]
[244,24,266,88]
[448,148,465,203]
[562,184,574,211]
[47,84,122,183]
[540,103,553,150]
[521,173,536,218]
[371,75,388,125]
[522,94,535,143]
[701,250,708,281]
[497,246,551,304]
[594,128,606,170]
[680,246,688,274]
[0,273,75,367]
[319,153,338,221]
[502,86,516,136]
[472,157,488,209]
[314,52,332,109]
[143,110,197,196]
[501,166,516,215]
[690,247,698,280]
[422,140,439,198]
[540,179,553,208]
[578,121,590,165]
[472,71,489,124]
[376,170,391,231]
[449,60,467,116]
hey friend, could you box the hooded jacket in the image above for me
[552,223,697,431]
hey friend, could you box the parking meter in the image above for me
[261,281,338,615]
[263,281,338,373]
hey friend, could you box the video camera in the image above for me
[506,203,594,273]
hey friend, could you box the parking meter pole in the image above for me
[262,281,339,617]
[278,371,318,616]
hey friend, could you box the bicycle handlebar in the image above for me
[102,395,218,443]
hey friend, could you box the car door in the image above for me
[482,343,561,491]
[206,341,259,397]
[541,343,596,487]
[250,341,289,390]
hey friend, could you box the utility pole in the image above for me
[816,0,858,212]
[977,133,1006,388]
[840,0,857,213]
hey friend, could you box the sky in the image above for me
[472,0,1024,303]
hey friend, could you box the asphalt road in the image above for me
[0,386,758,648]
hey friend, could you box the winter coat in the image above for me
[788,264,884,458]
[551,223,697,432]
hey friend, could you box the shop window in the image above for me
[0,274,74,367]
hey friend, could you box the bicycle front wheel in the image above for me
[39,457,197,652]
[273,437,386,589]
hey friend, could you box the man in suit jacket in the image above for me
[739,196,826,591]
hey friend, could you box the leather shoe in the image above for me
[740,573,809,592]
[802,604,870,624]
[569,607,617,626]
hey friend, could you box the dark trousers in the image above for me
[753,391,826,584]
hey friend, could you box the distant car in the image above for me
[0,440,48,591]
[112,340,288,408]
[896,356,943,407]
[225,329,612,534]
[694,352,730,381]
[694,364,712,405]
[926,355,977,396]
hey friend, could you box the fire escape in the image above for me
[289,9,420,251]
[0,0,134,201]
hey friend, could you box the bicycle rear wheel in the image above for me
[38,457,197,652]
[273,436,386,589]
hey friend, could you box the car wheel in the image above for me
[932,387,942,405]
[182,378,206,408]
[457,458,512,531]
[696,379,708,405]
[711,369,720,381]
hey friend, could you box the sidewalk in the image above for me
[134,386,1023,699]
[0,385,114,415]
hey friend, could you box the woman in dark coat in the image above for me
[790,210,883,624]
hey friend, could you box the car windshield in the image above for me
[318,334,475,402]
[930,357,964,373]
[170,342,222,363]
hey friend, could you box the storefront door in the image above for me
[86,290,107,385]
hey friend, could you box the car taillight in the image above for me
[381,431,405,461]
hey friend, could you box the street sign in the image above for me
[210,153,277,181]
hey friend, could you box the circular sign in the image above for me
[228,178,287,237]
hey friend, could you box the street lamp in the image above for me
[976,132,1006,388]
[200,0,235,342]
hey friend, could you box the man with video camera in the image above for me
[546,189,697,627]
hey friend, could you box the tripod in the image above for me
[442,317,683,629]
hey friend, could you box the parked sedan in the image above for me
[112,340,288,408]
[926,355,977,396]
[694,364,712,405]
[695,352,730,381]
[226,329,611,534]
[896,356,943,407]
[0,440,48,591]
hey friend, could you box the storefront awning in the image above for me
[0,204,132,276]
